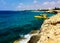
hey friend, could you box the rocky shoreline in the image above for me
[28,13,60,43]
[13,12,60,43]
[13,30,39,43]
[37,13,60,43]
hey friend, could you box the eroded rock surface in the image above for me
[28,35,40,43]
[37,13,60,43]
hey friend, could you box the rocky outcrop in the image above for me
[14,13,60,43]
[28,35,40,43]
[37,13,60,43]
[13,30,39,43]
[28,13,60,43]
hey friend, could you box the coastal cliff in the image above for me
[37,13,60,43]
[28,13,60,43]
[13,13,60,43]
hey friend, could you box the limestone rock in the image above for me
[37,13,60,43]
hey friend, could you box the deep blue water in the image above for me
[0,11,55,43]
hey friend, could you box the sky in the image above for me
[0,0,60,10]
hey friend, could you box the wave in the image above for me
[0,23,41,43]
[14,32,38,43]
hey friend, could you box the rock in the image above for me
[14,13,60,43]
[30,30,39,34]
[28,35,40,43]
[37,13,60,43]
[13,30,39,43]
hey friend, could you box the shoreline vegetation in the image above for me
[32,7,60,14]
[13,8,60,43]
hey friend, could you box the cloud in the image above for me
[43,1,55,5]
[19,3,24,5]
[16,0,39,10]
[16,3,25,10]
[17,3,24,8]
[41,0,60,9]
[56,0,60,7]
[41,1,55,9]
[16,0,60,10]
[33,0,37,4]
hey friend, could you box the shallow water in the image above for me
[0,11,55,43]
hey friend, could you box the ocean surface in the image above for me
[0,11,55,43]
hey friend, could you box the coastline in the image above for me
[37,13,60,43]
[13,10,60,43]
[13,30,39,43]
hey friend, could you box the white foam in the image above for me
[19,33,38,43]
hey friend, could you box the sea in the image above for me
[0,11,55,43]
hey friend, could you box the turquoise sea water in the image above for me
[0,11,55,43]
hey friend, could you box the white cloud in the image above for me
[16,0,60,10]
[16,3,40,10]
[19,3,24,5]
[43,1,55,6]
[42,0,60,9]
[16,3,24,9]
[17,6,22,8]
[33,0,37,4]
[43,1,55,5]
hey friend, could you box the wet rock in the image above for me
[28,35,40,43]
